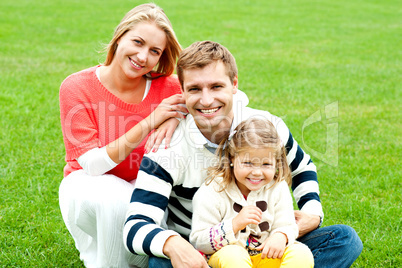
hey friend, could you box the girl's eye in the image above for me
[262,163,274,169]
[133,40,142,45]
[242,162,252,166]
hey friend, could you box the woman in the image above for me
[59,3,186,267]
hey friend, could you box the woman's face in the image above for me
[113,22,167,79]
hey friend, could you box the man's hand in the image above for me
[294,210,321,238]
[163,236,209,268]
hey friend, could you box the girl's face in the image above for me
[113,22,167,79]
[232,147,276,197]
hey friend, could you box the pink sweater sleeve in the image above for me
[59,69,101,161]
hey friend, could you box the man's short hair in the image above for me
[176,40,238,88]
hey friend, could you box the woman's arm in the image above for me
[75,94,187,175]
[106,94,187,164]
[77,147,117,176]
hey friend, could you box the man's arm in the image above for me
[294,210,321,237]
[237,109,323,235]
[285,131,322,212]
[124,150,209,267]
[123,156,179,257]
[163,236,209,268]
[284,130,323,234]
[261,111,322,219]
[241,109,323,222]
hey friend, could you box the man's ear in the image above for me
[177,74,185,93]
[232,75,238,94]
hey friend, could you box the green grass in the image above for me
[0,0,400,266]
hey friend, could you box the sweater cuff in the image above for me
[221,219,238,243]
[271,228,296,246]
[76,146,118,176]
[301,199,324,220]
[152,230,181,258]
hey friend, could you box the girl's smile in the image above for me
[232,148,276,197]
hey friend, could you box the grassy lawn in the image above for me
[0,0,400,266]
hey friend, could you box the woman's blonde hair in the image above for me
[103,3,181,76]
[207,118,291,191]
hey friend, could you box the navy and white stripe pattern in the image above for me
[123,107,322,258]
[285,131,321,214]
[124,156,182,257]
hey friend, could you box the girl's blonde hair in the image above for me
[207,118,291,191]
[103,3,181,76]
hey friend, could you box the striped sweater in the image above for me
[123,106,322,258]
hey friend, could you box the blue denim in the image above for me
[148,256,173,268]
[297,224,363,268]
[148,256,212,268]
[149,224,362,268]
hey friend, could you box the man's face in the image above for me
[182,61,238,140]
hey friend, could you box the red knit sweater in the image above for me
[59,66,181,181]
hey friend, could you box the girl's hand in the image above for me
[232,206,262,234]
[148,94,187,130]
[145,117,179,153]
[256,232,287,259]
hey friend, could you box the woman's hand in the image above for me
[147,94,187,130]
[145,117,179,153]
[256,232,287,259]
[232,206,262,234]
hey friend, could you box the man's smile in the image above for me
[198,107,220,115]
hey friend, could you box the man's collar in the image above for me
[185,114,216,148]
[185,110,240,149]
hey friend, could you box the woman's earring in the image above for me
[230,163,234,167]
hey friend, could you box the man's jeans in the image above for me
[148,224,363,268]
[298,224,363,268]
[148,257,173,268]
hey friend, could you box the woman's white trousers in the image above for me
[59,170,148,268]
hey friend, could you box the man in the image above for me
[123,41,362,268]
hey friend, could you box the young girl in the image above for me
[190,118,314,268]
